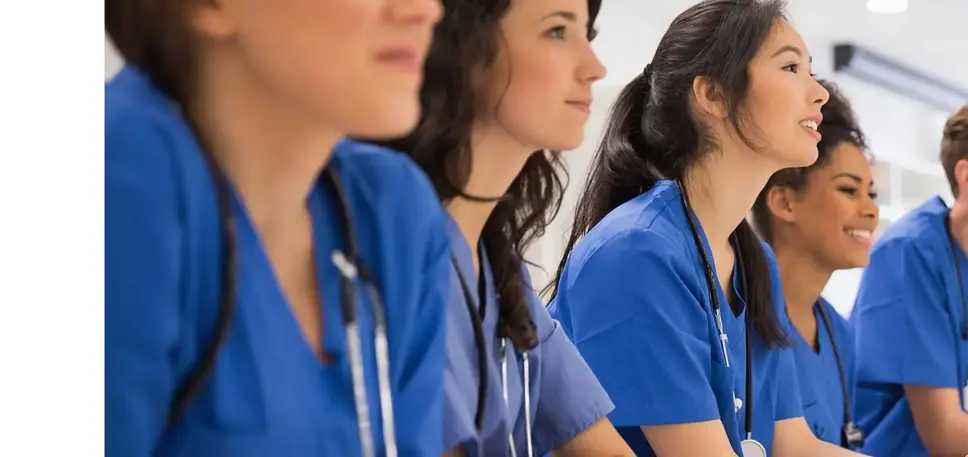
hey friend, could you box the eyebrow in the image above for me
[542,11,578,22]
[831,172,874,186]
[771,45,813,63]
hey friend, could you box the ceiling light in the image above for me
[866,0,908,14]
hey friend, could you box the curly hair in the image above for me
[375,0,601,350]
[941,104,968,195]
[751,79,870,245]
[547,0,791,348]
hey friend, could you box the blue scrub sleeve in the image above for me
[105,116,182,457]
[565,228,720,427]
[853,239,956,387]
[523,271,614,455]
[393,196,450,457]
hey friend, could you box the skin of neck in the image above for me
[772,234,833,333]
[445,122,532,273]
[190,47,342,238]
[682,137,778,255]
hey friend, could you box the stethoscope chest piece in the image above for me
[740,439,767,457]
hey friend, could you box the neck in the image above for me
[774,242,831,324]
[682,144,776,251]
[445,124,531,272]
[191,49,341,236]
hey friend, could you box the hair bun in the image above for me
[944,105,968,142]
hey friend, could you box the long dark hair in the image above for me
[547,0,789,347]
[106,0,196,108]
[752,79,870,245]
[376,0,601,350]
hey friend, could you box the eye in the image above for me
[783,63,800,73]
[837,186,858,196]
[587,26,598,41]
[868,191,879,201]
[545,25,566,39]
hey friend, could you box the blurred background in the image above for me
[105,0,967,317]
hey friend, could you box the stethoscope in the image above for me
[452,256,534,457]
[171,150,398,457]
[942,199,968,342]
[679,185,765,457]
[814,302,865,449]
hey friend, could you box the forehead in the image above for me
[814,142,873,180]
[506,0,590,22]
[755,19,809,60]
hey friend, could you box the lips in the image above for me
[375,47,423,73]
[845,228,873,246]
[566,100,591,114]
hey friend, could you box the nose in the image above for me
[811,78,830,106]
[579,43,607,84]
[390,0,443,26]
[860,191,879,223]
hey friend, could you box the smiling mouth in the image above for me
[845,228,873,245]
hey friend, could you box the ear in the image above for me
[766,186,798,224]
[955,158,968,199]
[691,76,727,119]
[188,0,237,39]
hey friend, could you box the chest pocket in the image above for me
[709,359,740,447]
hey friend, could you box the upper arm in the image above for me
[393,179,450,456]
[522,270,617,454]
[563,229,720,428]
[852,239,956,387]
[105,114,183,457]
[549,417,633,457]
[640,421,737,457]
[904,384,968,456]
[773,417,869,457]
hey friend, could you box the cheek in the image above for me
[237,1,422,135]
[494,50,584,150]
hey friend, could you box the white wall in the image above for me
[526,34,955,318]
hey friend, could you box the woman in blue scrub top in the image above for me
[369,0,631,456]
[750,80,877,449]
[546,1,866,456]
[105,1,449,456]
[851,104,968,457]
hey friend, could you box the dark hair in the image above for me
[941,104,968,196]
[375,0,600,350]
[546,0,790,348]
[751,79,869,244]
[106,0,196,107]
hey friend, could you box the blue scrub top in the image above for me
[789,297,856,446]
[548,180,804,456]
[105,66,451,457]
[442,217,614,456]
[851,196,968,457]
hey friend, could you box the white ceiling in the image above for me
[592,0,968,89]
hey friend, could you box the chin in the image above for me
[832,251,870,271]
[344,99,421,140]
[543,133,585,152]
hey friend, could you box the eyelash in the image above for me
[838,186,878,200]
[783,63,817,78]
[545,26,567,39]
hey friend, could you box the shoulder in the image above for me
[105,66,205,197]
[871,198,948,262]
[567,180,696,276]
[332,139,445,228]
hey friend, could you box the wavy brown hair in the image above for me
[375,0,601,350]
[546,0,791,348]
